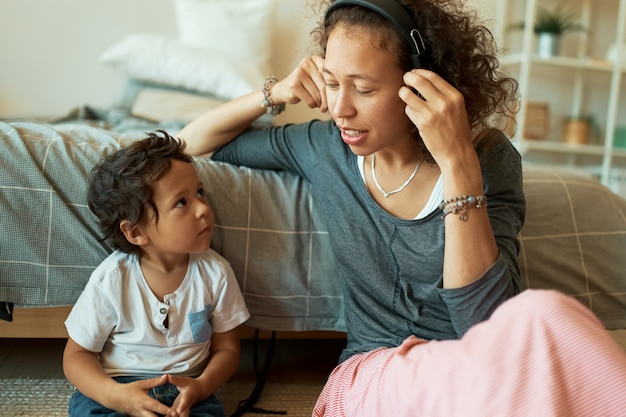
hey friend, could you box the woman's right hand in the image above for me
[179,55,327,156]
[273,55,328,113]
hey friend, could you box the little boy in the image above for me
[63,130,250,417]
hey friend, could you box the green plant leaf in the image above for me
[508,3,586,35]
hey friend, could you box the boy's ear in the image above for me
[120,220,149,246]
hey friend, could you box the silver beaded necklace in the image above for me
[371,153,424,198]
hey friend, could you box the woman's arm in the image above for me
[63,337,177,417]
[178,56,327,157]
[400,69,502,290]
[178,90,267,157]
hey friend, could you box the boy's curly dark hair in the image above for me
[87,130,192,255]
[314,0,518,136]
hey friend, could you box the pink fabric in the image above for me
[313,289,626,417]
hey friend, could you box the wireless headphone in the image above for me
[324,0,427,69]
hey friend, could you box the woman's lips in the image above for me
[339,127,367,146]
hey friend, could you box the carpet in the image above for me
[0,378,323,417]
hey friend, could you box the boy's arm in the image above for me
[168,328,241,415]
[63,337,177,417]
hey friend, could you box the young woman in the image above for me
[179,1,626,415]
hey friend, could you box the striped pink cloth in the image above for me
[313,289,626,417]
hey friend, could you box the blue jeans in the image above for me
[68,376,227,417]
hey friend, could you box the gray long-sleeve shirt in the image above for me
[213,120,525,362]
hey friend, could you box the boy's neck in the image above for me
[139,253,190,301]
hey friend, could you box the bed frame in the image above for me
[0,307,345,340]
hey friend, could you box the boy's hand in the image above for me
[167,374,209,417]
[112,375,178,417]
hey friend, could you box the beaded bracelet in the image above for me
[440,194,487,221]
[261,76,286,116]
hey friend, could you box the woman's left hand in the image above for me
[398,69,474,169]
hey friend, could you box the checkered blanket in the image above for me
[0,121,343,331]
[2,121,626,332]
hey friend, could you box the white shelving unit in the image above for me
[494,0,626,196]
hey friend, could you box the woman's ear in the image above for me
[120,220,149,246]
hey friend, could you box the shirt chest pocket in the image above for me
[187,305,213,343]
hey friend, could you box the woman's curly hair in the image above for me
[87,130,192,255]
[312,0,518,134]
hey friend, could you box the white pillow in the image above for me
[173,0,275,80]
[100,33,263,100]
[131,88,225,122]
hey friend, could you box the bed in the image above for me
[2,0,626,353]
[2,120,626,342]
[0,119,343,332]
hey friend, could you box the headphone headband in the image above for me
[325,0,426,69]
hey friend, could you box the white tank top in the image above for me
[358,155,443,219]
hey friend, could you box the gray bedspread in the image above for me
[3,115,626,333]
[0,120,344,332]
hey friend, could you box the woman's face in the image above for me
[322,24,415,156]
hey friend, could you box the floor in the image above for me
[0,334,346,385]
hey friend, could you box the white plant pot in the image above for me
[537,33,560,58]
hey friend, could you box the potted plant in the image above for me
[509,4,586,58]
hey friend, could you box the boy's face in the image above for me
[142,159,214,255]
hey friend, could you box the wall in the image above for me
[0,0,494,120]
[0,0,176,117]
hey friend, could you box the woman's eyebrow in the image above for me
[322,67,374,82]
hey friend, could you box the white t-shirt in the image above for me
[65,249,250,378]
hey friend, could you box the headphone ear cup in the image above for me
[411,55,422,69]
[409,28,427,69]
